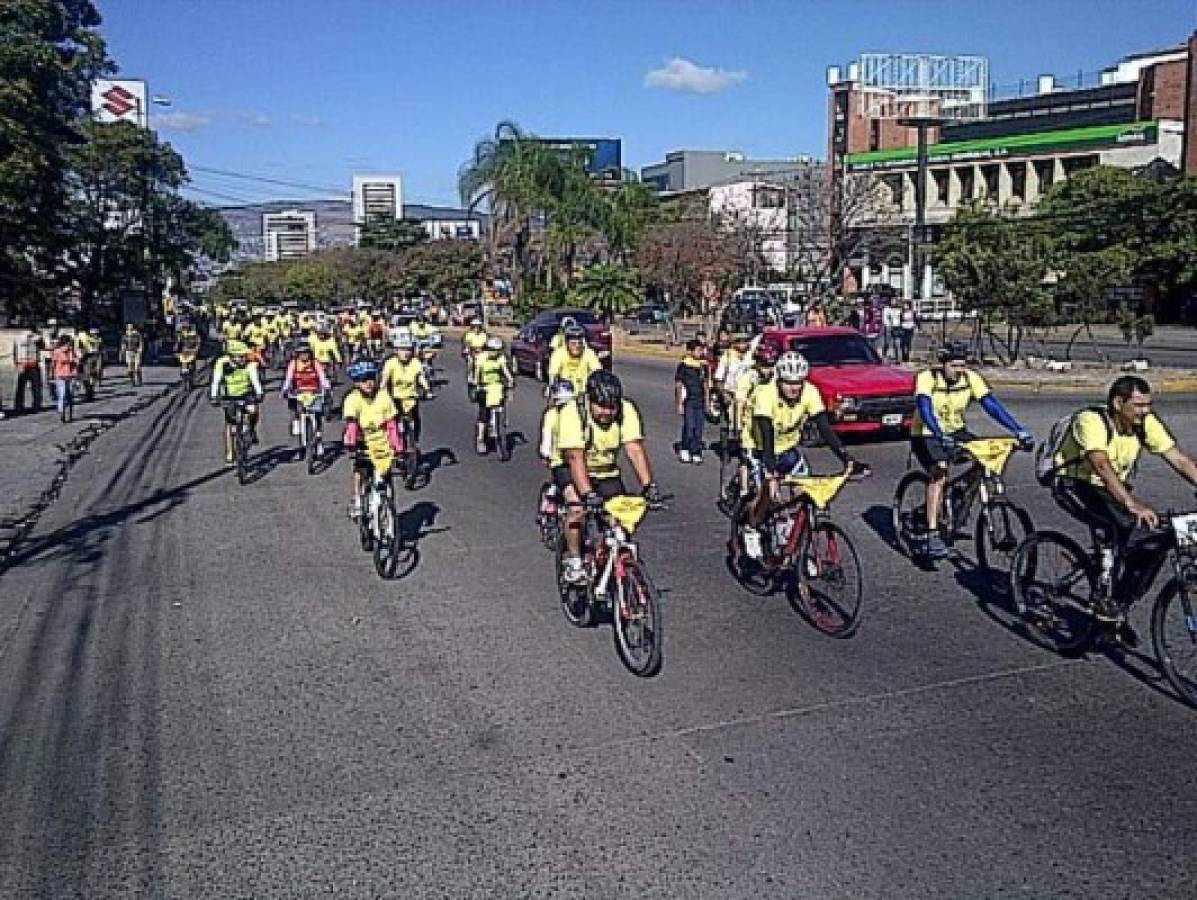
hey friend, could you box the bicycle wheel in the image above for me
[727,497,775,596]
[358,490,375,552]
[892,470,933,557]
[372,486,400,579]
[1151,577,1197,708]
[495,408,510,462]
[1008,531,1096,654]
[613,558,664,676]
[716,456,740,518]
[793,521,864,637]
[556,537,594,628]
[235,425,251,486]
[975,499,1033,578]
[305,417,318,475]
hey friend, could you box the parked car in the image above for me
[634,304,670,325]
[759,326,915,438]
[511,308,612,381]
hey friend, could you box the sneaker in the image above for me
[224,451,234,467]
[476,439,487,455]
[692,453,704,465]
[924,534,950,560]
[742,528,763,560]
[679,449,692,463]
[562,556,587,584]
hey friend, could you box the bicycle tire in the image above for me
[1151,577,1197,708]
[716,456,739,518]
[305,417,318,475]
[496,407,510,462]
[613,558,664,676]
[358,492,375,552]
[793,521,864,637]
[556,535,594,628]
[892,469,934,557]
[975,499,1033,577]
[1008,530,1096,654]
[727,497,775,596]
[235,426,251,486]
[372,486,400,579]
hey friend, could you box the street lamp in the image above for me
[896,111,946,309]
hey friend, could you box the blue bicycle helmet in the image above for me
[347,360,378,382]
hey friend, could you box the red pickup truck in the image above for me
[758,326,915,437]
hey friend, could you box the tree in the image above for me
[601,179,658,265]
[284,258,336,305]
[817,169,901,297]
[637,217,745,316]
[0,0,111,317]
[569,264,641,322]
[399,240,484,300]
[358,217,428,253]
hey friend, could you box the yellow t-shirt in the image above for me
[245,324,269,348]
[548,347,602,394]
[556,399,644,480]
[475,352,509,407]
[310,335,341,364]
[462,330,489,352]
[343,323,364,346]
[343,388,398,468]
[735,369,771,450]
[912,368,991,437]
[1055,409,1175,487]
[745,381,825,455]
[410,323,432,341]
[382,355,424,404]
[222,321,243,341]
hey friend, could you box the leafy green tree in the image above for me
[0,0,111,317]
[284,258,336,305]
[601,179,658,264]
[358,217,428,252]
[399,240,484,300]
[568,264,641,322]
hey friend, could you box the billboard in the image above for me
[92,79,148,127]
[531,138,623,177]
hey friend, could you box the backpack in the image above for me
[1035,405,1133,486]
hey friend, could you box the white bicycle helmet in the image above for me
[775,351,810,383]
[485,335,503,351]
[394,332,414,350]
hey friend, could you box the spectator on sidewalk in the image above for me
[674,339,707,464]
[51,335,78,417]
[12,327,45,414]
[882,297,903,361]
[899,300,919,362]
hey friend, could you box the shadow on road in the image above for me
[419,446,458,485]
[240,445,293,484]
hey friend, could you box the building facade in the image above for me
[641,150,813,194]
[352,175,403,244]
[262,210,317,262]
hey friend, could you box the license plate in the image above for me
[882,414,903,426]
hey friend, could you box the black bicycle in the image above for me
[222,398,256,486]
[1010,508,1197,707]
[893,437,1033,576]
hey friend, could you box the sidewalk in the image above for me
[0,364,181,568]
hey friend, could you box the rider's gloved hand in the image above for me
[643,482,664,508]
[1017,430,1035,452]
[584,492,605,516]
[846,457,872,479]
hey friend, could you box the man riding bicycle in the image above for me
[177,323,201,379]
[342,359,405,519]
[210,340,263,466]
[733,341,779,497]
[474,335,514,454]
[281,341,331,443]
[547,323,602,396]
[1048,375,1197,633]
[461,317,489,387]
[912,341,1033,559]
[556,369,662,584]
[381,333,430,446]
[741,351,865,560]
[310,323,342,373]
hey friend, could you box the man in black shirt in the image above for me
[674,339,707,463]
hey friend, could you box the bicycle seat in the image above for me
[605,496,648,533]
[784,471,851,510]
[962,438,1017,476]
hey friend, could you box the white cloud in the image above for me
[289,114,325,127]
[230,111,271,128]
[154,111,212,133]
[644,57,747,94]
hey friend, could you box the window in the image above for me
[981,164,999,201]
[788,334,881,366]
[869,118,881,152]
[1008,162,1027,202]
[1062,155,1098,178]
[1034,159,1055,191]
[752,186,785,209]
[957,167,975,200]
[932,169,949,206]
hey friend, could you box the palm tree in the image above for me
[569,264,641,323]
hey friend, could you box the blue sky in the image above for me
[97,0,1195,207]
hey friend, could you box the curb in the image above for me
[0,366,195,576]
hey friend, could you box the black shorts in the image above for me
[551,464,574,494]
[552,465,626,501]
[911,429,974,471]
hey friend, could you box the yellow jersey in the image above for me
[1055,409,1175,487]
[912,368,990,437]
[547,347,602,395]
[475,352,510,407]
[310,335,341,364]
[382,355,425,405]
[462,330,489,352]
[745,381,824,455]
[343,388,398,469]
[556,399,644,480]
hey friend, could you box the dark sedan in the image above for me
[511,309,613,381]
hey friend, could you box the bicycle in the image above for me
[1009,506,1197,707]
[353,451,410,579]
[892,437,1033,576]
[536,482,563,550]
[728,468,865,637]
[555,495,668,677]
[79,352,101,402]
[395,407,422,490]
[481,388,511,462]
[221,397,257,486]
[179,352,198,392]
[288,390,326,475]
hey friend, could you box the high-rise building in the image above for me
[352,175,403,243]
[262,209,316,262]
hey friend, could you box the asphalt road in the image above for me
[2,348,1196,897]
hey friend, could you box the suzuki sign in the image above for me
[92,79,148,127]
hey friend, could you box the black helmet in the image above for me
[937,341,970,363]
[586,369,623,408]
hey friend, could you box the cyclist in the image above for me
[740,351,865,560]
[381,333,430,445]
[367,313,387,356]
[732,341,780,497]
[342,316,366,359]
[280,341,331,441]
[461,317,489,392]
[556,370,662,584]
[410,314,441,387]
[1049,375,1197,630]
[342,359,404,519]
[714,330,753,415]
[121,324,144,384]
[474,335,514,454]
[547,323,602,396]
[537,378,577,520]
[210,340,263,466]
[911,341,1033,559]
[177,323,201,380]
[549,315,578,353]
[310,323,342,373]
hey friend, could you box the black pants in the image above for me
[680,402,704,454]
[1053,479,1173,598]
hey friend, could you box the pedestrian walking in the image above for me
[674,339,707,463]
[51,335,78,417]
[882,297,902,362]
[122,324,145,385]
[899,300,918,362]
[12,327,45,413]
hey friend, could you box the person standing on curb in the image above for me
[674,339,707,463]
[899,300,919,363]
[882,297,902,362]
[51,335,79,418]
[12,327,46,414]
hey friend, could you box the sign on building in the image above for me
[92,79,148,127]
